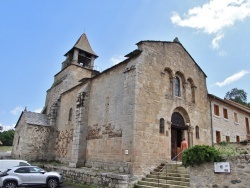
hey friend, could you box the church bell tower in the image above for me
[62,33,98,70]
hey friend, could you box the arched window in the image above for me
[160,118,165,134]
[195,126,199,139]
[68,108,73,121]
[174,77,180,96]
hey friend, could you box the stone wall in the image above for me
[45,64,94,115]
[12,114,26,159]
[53,84,82,163]
[190,154,250,188]
[43,165,131,188]
[12,121,51,161]
[133,41,212,175]
[85,60,136,172]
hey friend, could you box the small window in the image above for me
[234,113,238,123]
[14,167,29,173]
[28,167,43,173]
[236,136,240,143]
[159,118,165,134]
[174,77,180,97]
[223,108,228,119]
[68,108,73,121]
[226,136,230,142]
[214,104,219,116]
[195,126,199,139]
[246,117,250,134]
[216,131,221,143]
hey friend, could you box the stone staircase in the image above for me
[136,162,190,188]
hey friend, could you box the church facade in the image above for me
[12,34,249,176]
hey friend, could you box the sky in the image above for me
[1,0,250,131]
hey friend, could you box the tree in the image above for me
[0,129,15,146]
[225,88,249,107]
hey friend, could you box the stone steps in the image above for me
[150,171,190,178]
[138,180,189,188]
[142,177,190,187]
[136,163,190,188]
[146,174,189,182]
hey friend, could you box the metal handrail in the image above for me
[157,151,183,187]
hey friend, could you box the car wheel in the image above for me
[3,181,17,188]
[47,178,59,188]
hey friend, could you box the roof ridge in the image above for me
[225,98,250,111]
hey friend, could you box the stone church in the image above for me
[12,34,220,176]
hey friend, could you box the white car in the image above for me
[0,160,31,173]
[0,166,63,188]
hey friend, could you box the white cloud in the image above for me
[110,55,125,65]
[10,106,24,115]
[34,108,42,113]
[212,33,224,49]
[214,70,250,87]
[171,0,250,48]
[0,123,15,131]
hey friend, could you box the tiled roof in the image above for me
[224,98,250,113]
[209,94,250,114]
[24,111,50,126]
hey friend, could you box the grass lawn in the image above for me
[0,146,12,152]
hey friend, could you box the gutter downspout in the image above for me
[209,96,214,146]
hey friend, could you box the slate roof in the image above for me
[24,111,50,126]
[65,33,98,57]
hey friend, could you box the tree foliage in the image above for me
[0,129,15,146]
[225,88,249,107]
[182,145,223,168]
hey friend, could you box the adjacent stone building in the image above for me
[12,34,250,177]
[209,94,250,144]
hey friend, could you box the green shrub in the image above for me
[217,144,238,157]
[133,184,139,188]
[240,140,248,145]
[182,145,223,168]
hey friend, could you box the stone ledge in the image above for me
[43,164,131,188]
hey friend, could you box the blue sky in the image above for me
[1,0,250,131]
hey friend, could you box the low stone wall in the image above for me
[44,164,132,188]
[84,161,131,174]
[190,154,250,188]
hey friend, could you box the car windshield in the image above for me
[29,167,47,173]
[19,161,31,166]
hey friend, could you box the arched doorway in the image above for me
[171,112,188,160]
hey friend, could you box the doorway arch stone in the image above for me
[170,107,190,160]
